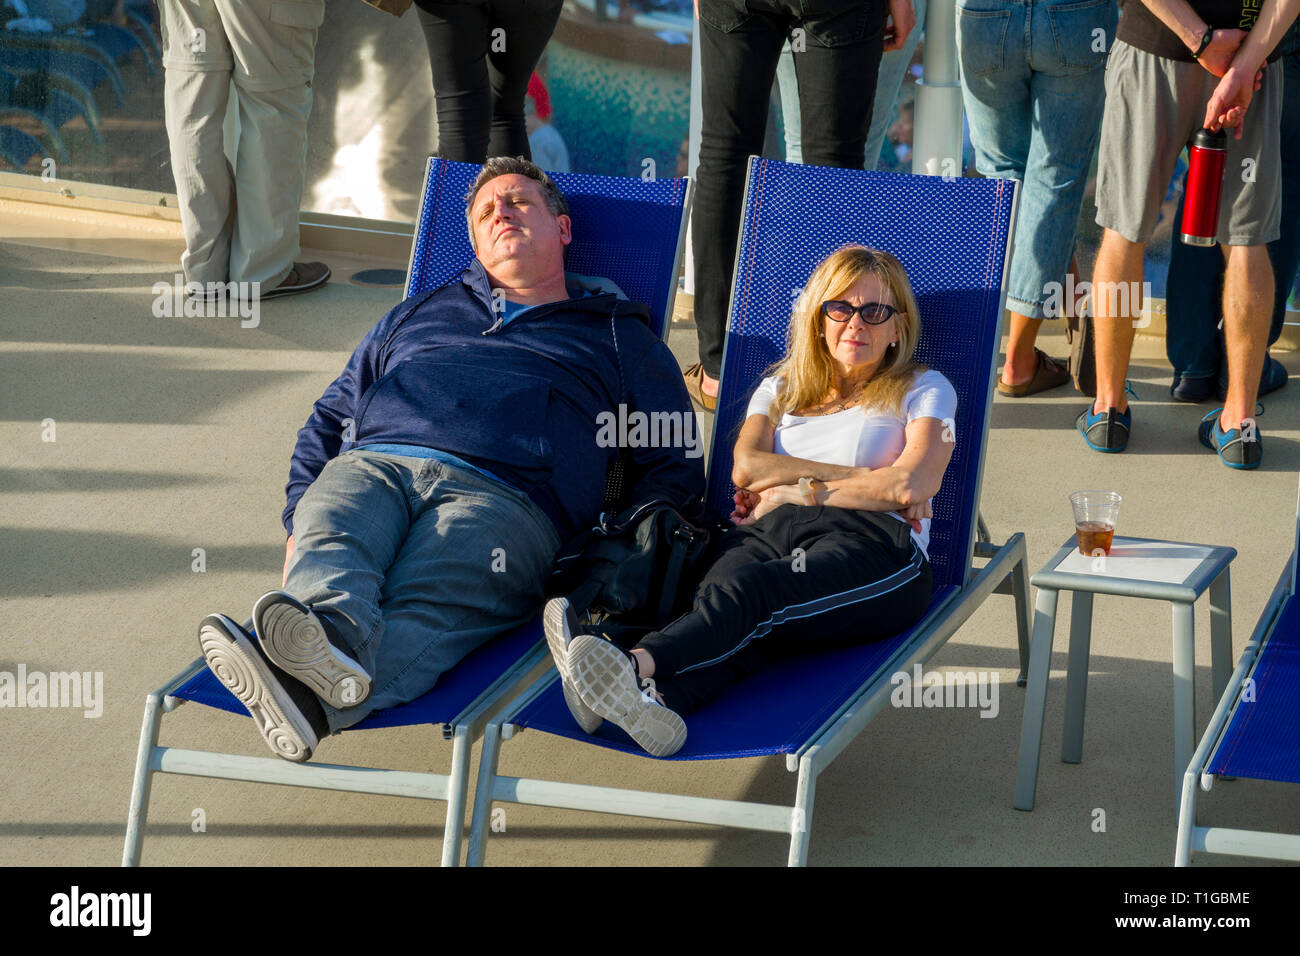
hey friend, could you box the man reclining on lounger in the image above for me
[197,156,705,762]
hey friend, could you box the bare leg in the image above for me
[1220,244,1272,431]
[1092,228,1145,414]
[1003,254,1084,385]
[1001,312,1044,386]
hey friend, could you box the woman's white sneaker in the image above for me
[568,634,686,757]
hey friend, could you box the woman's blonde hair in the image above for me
[767,245,924,421]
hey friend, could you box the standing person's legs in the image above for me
[999,0,1113,390]
[1168,41,1296,401]
[956,0,1045,389]
[777,0,927,169]
[790,0,886,168]
[1165,194,1224,395]
[484,0,563,160]
[691,0,789,392]
[1090,229,1144,415]
[1220,244,1272,433]
[863,0,925,171]
[1206,57,1280,449]
[1088,41,1192,441]
[217,0,324,287]
[158,0,235,286]
[414,0,494,162]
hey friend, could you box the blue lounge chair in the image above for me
[122,158,692,867]
[464,156,1032,866]
[1175,476,1300,864]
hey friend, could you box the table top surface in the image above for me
[1031,536,1237,601]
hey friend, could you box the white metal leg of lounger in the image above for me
[123,643,553,867]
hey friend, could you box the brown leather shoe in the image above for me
[682,362,717,413]
[262,261,331,300]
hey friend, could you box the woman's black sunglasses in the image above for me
[821,301,901,325]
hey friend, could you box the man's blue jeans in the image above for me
[956,0,1117,319]
[1165,28,1300,385]
[284,450,561,732]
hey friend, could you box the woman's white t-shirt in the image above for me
[744,369,958,558]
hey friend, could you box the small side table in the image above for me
[1014,537,1235,813]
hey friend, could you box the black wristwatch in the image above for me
[1191,27,1213,60]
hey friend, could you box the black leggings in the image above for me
[413,0,564,163]
[638,504,932,714]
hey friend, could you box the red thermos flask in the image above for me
[1180,127,1228,246]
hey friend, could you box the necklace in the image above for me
[827,378,868,412]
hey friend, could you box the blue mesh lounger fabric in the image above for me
[171,158,689,730]
[509,157,1016,759]
[1207,593,1300,784]
[406,158,689,338]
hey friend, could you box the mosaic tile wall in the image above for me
[545,40,690,179]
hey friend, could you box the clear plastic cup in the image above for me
[1070,490,1121,556]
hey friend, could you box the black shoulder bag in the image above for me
[547,498,716,640]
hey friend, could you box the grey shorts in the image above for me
[1095,39,1282,248]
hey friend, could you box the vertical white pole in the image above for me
[685,14,702,295]
[912,0,964,178]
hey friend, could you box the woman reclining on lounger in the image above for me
[544,245,956,756]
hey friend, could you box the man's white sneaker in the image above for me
[253,591,372,709]
[568,633,686,757]
[543,597,603,734]
[198,614,328,762]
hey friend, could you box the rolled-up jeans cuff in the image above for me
[1005,295,1059,320]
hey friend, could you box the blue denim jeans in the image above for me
[775,0,927,171]
[956,0,1117,319]
[1164,26,1300,383]
[284,450,560,731]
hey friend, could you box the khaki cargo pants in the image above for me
[159,0,325,286]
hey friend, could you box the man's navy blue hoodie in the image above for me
[282,259,705,542]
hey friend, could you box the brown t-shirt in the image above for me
[1116,0,1283,62]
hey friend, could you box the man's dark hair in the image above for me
[465,157,569,250]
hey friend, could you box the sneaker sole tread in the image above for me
[543,599,603,734]
[254,594,371,709]
[569,636,686,758]
[199,616,316,762]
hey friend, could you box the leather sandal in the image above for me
[683,362,717,412]
[997,348,1070,397]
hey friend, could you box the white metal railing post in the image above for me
[912,0,964,178]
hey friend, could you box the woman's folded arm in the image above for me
[818,417,953,510]
[731,413,857,491]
